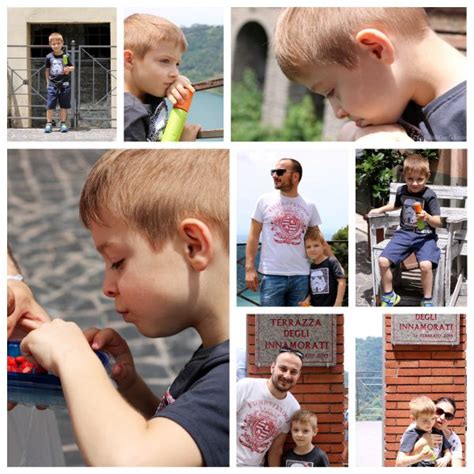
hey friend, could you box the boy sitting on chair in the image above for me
[368,154,441,307]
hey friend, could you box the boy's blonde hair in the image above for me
[304,228,335,258]
[291,409,318,430]
[124,13,187,59]
[274,8,430,80]
[403,153,431,178]
[409,396,436,418]
[79,149,229,252]
[49,32,64,44]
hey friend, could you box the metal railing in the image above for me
[356,370,383,421]
[7,42,116,129]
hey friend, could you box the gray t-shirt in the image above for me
[399,81,466,141]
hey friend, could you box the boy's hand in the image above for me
[83,327,137,392]
[298,297,311,307]
[180,123,201,141]
[166,75,195,106]
[435,456,450,467]
[419,445,435,462]
[20,319,90,376]
[63,66,73,75]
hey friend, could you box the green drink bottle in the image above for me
[161,91,194,142]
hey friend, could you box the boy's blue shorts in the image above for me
[380,229,440,268]
[47,82,71,110]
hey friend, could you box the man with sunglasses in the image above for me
[237,348,303,466]
[245,158,321,306]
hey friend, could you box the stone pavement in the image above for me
[8,149,201,466]
[356,214,467,307]
[8,128,116,142]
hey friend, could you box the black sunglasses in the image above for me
[279,347,304,361]
[436,407,454,421]
[271,169,292,177]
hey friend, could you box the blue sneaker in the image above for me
[60,123,68,133]
[381,291,400,307]
[44,123,53,133]
[421,298,434,307]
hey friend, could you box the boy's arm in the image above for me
[334,278,346,306]
[45,68,50,85]
[367,202,397,216]
[338,121,414,142]
[21,320,203,466]
[298,294,311,307]
[424,213,442,228]
[245,219,263,292]
[267,432,287,467]
[395,448,433,467]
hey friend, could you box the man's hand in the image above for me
[7,280,50,340]
[180,123,201,141]
[166,75,195,106]
[83,327,138,392]
[20,319,91,376]
[245,268,259,292]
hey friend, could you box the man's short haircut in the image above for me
[49,32,64,44]
[279,158,303,182]
[409,395,436,418]
[403,153,431,178]
[80,149,229,252]
[124,13,187,59]
[291,409,318,430]
[274,7,430,80]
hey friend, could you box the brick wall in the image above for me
[247,314,345,466]
[384,315,466,466]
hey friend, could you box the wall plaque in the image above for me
[255,314,337,366]
[391,314,460,345]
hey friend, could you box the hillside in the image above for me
[181,24,223,89]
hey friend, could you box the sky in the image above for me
[124,7,224,27]
[236,148,349,243]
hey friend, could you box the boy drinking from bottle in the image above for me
[124,13,201,141]
[44,32,74,133]
[367,154,441,307]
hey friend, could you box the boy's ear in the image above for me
[124,49,134,70]
[178,218,214,272]
[355,28,395,65]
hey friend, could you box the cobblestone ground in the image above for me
[8,149,200,466]
[8,129,116,142]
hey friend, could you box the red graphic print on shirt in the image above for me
[239,412,280,453]
[270,209,305,245]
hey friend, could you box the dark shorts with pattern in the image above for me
[47,82,71,109]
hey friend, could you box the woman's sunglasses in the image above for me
[436,407,455,421]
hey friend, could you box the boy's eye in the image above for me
[110,259,124,270]
[326,89,335,98]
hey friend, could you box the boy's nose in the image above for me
[102,274,117,298]
[329,99,348,119]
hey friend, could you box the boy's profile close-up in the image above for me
[274,7,466,142]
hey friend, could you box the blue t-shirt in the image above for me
[399,81,466,141]
[154,339,229,466]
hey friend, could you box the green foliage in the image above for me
[331,226,348,273]
[356,149,440,207]
[180,24,223,94]
[232,69,322,141]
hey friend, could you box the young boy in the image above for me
[396,396,451,467]
[282,410,330,467]
[124,14,201,142]
[299,228,346,307]
[19,149,229,466]
[274,8,466,142]
[368,154,441,307]
[44,32,74,133]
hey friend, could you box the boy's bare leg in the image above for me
[60,108,67,122]
[47,109,53,122]
[379,256,393,293]
[419,260,433,298]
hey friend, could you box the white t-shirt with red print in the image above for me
[252,192,322,276]
[236,378,300,467]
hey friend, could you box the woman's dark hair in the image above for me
[435,397,457,414]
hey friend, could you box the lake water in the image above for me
[186,90,223,142]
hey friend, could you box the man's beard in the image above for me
[271,374,292,393]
